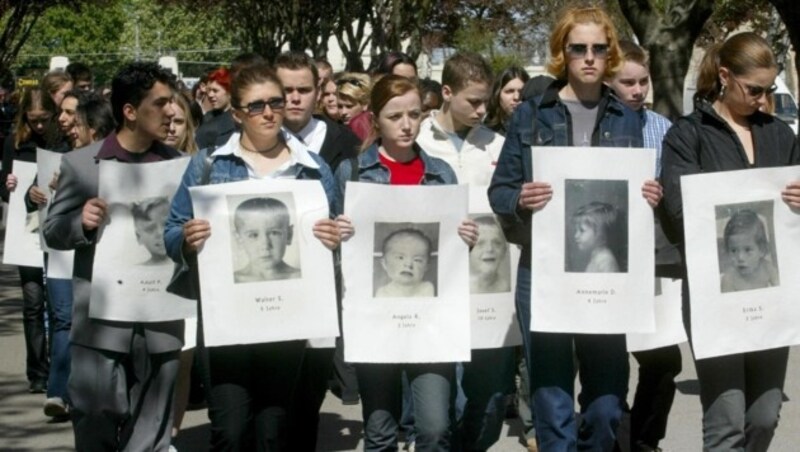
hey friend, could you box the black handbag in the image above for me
[166,154,213,300]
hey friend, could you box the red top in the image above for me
[348,110,372,142]
[379,152,424,185]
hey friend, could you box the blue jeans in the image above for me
[517,265,628,451]
[46,277,73,400]
[356,363,454,451]
[457,347,516,450]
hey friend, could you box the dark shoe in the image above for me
[29,379,46,394]
[44,397,68,417]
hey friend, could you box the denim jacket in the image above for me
[164,132,338,266]
[488,79,643,252]
[333,141,458,215]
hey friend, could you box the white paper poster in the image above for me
[3,161,43,267]
[190,179,339,347]
[36,149,63,253]
[531,147,656,334]
[342,182,470,363]
[90,159,196,322]
[469,185,522,349]
[36,149,74,278]
[682,166,800,359]
[626,278,687,352]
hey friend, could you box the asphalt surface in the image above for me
[1,225,799,450]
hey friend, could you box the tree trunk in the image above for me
[769,0,800,132]
[618,0,714,120]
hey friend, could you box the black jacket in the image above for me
[661,99,800,245]
[316,115,360,172]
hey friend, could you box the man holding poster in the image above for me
[662,32,800,451]
[43,62,183,451]
[488,6,662,451]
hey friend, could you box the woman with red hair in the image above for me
[196,66,236,149]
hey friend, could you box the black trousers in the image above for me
[287,346,335,451]
[207,340,306,452]
[18,265,48,382]
[630,345,682,448]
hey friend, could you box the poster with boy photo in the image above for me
[227,193,302,284]
[373,222,439,298]
[90,159,196,322]
[468,185,522,349]
[342,182,470,363]
[683,166,800,359]
[531,146,656,334]
[190,178,339,347]
[2,161,43,268]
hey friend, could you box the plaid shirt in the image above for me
[641,108,672,177]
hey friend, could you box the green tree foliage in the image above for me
[14,0,236,84]
[0,0,88,80]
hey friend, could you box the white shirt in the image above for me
[292,117,327,154]
[212,130,320,179]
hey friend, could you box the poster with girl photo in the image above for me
[682,166,800,359]
[530,146,656,334]
[565,179,629,274]
[715,201,779,293]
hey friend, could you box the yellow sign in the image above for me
[16,78,38,89]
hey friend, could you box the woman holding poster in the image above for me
[661,32,800,451]
[488,5,662,451]
[334,75,478,451]
[164,63,341,450]
[1,86,65,397]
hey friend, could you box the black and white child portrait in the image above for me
[131,196,171,266]
[715,201,780,293]
[373,222,439,298]
[228,194,302,283]
[469,214,511,294]
[565,179,628,273]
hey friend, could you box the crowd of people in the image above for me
[1,3,799,452]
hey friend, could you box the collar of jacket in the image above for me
[538,78,625,116]
[693,97,768,129]
[359,140,450,179]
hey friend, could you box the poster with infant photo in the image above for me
[468,185,522,349]
[531,146,656,334]
[682,166,800,359]
[90,159,196,323]
[190,178,338,347]
[342,182,470,363]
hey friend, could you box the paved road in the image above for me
[1,245,799,450]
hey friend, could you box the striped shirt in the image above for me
[640,108,672,177]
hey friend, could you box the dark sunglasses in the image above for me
[236,97,286,116]
[565,43,609,59]
[336,78,366,88]
[731,75,778,98]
